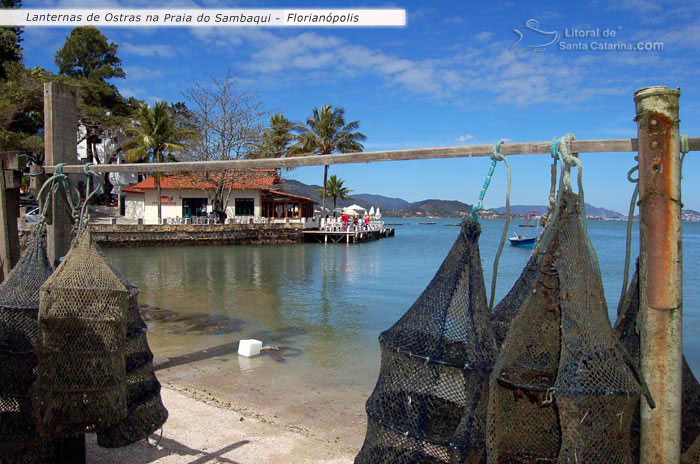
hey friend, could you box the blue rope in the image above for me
[489,141,511,311]
[469,139,510,310]
[551,137,561,159]
[471,140,506,220]
[78,163,103,233]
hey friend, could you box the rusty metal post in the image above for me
[635,86,682,463]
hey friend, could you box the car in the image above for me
[24,207,40,223]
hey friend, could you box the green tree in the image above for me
[55,26,125,80]
[0,0,47,155]
[317,174,352,211]
[293,104,365,218]
[0,0,23,79]
[0,65,46,153]
[123,101,190,224]
[55,26,135,203]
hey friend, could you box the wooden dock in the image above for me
[303,228,395,244]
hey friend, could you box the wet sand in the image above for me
[134,303,374,455]
[154,356,370,453]
[87,386,357,463]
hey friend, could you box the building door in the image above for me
[235,198,255,216]
[183,198,207,218]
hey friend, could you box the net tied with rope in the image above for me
[355,142,513,463]
[487,134,650,463]
[0,172,65,462]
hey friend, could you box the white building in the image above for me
[123,171,316,224]
[76,126,138,198]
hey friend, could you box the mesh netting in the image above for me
[34,228,129,437]
[97,275,168,448]
[0,229,54,463]
[615,263,700,458]
[487,191,642,463]
[356,219,496,464]
[683,437,700,464]
[491,252,538,348]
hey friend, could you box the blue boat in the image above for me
[509,210,540,248]
[509,234,537,248]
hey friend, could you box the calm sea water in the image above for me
[105,218,700,390]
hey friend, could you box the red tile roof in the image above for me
[123,170,280,193]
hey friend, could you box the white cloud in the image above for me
[605,0,663,14]
[473,32,494,42]
[124,66,164,80]
[121,42,176,58]
[456,135,475,142]
[188,19,665,107]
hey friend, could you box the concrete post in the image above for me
[635,86,683,464]
[0,156,22,281]
[44,82,78,267]
[44,81,86,464]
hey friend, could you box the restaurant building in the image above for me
[123,170,316,224]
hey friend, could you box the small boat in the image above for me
[509,210,540,248]
[509,234,537,248]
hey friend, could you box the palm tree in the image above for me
[255,113,296,159]
[293,105,366,218]
[317,174,353,211]
[123,101,188,224]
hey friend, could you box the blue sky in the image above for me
[18,0,700,213]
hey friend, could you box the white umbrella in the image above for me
[376,207,381,218]
[369,206,375,216]
[346,204,366,212]
[342,208,360,216]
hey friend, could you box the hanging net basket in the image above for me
[0,229,54,462]
[615,263,700,459]
[683,437,700,464]
[488,191,642,463]
[97,262,168,448]
[356,219,496,464]
[34,228,129,437]
[490,252,538,348]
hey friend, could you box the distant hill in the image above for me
[282,180,630,219]
[391,199,472,218]
[495,203,624,219]
[682,210,700,222]
[281,179,408,212]
[352,193,410,211]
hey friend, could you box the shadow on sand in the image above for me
[88,435,250,464]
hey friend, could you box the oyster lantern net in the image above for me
[34,228,129,437]
[490,252,538,347]
[97,253,168,448]
[488,191,642,464]
[0,230,54,461]
[356,219,496,464]
[615,264,700,459]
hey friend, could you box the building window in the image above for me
[235,198,255,216]
[183,198,207,218]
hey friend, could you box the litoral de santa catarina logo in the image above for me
[511,19,663,53]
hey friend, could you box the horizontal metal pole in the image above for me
[42,137,700,174]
